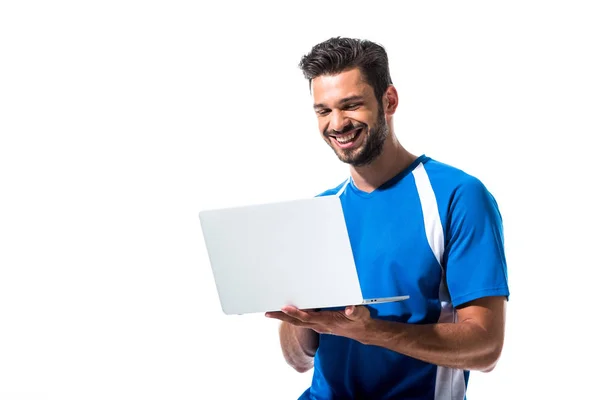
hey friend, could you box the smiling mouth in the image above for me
[332,128,362,145]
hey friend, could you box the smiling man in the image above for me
[265,37,510,400]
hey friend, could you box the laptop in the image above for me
[198,195,409,315]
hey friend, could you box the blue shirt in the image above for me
[300,155,510,400]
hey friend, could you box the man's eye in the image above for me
[317,109,331,116]
[345,104,361,110]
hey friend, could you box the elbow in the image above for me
[478,343,503,373]
[292,363,313,374]
[284,355,313,373]
[480,360,497,373]
[278,323,318,373]
[281,345,314,373]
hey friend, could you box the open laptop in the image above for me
[198,195,409,315]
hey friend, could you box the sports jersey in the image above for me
[299,154,510,400]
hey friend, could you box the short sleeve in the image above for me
[443,177,510,307]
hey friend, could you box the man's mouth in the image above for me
[332,128,363,147]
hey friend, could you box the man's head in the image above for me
[299,37,397,166]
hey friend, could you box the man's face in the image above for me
[312,68,388,166]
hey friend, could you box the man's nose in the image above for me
[329,110,350,133]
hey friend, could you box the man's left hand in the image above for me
[266,305,372,341]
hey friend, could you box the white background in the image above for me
[1,1,599,399]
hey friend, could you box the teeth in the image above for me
[336,130,360,144]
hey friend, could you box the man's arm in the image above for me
[278,322,319,373]
[357,296,506,372]
[356,297,506,372]
[269,296,506,372]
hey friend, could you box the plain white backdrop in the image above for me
[1,1,599,399]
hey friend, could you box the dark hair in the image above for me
[298,37,393,104]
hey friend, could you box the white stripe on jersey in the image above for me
[413,162,466,400]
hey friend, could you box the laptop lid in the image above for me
[199,195,364,314]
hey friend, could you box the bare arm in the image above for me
[269,296,506,372]
[355,296,506,372]
[278,322,319,373]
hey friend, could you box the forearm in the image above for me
[279,322,319,373]
[357,319,503,372]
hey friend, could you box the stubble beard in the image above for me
[326,109,388,167]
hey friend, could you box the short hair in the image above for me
[298,37,393,104]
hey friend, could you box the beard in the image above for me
[323,108,388,167]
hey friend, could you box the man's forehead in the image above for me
[311,69,371,104]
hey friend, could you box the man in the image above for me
[265,37,510,400]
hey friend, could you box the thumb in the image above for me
[345,305,360,319]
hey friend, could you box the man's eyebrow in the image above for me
[313,95,365,109]
[339,95,364,104]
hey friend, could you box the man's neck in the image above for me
[349,136,417,193]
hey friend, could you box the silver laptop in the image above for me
[198,195,409,315]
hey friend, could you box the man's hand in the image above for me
[266,305,372,342]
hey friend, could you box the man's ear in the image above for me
[383,85,399,115]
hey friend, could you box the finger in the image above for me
[281,306,315,323]
[266,312,311,327]
[344,305,368,320]
[265,311,285,319]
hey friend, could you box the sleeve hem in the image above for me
[451,287,510,307]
